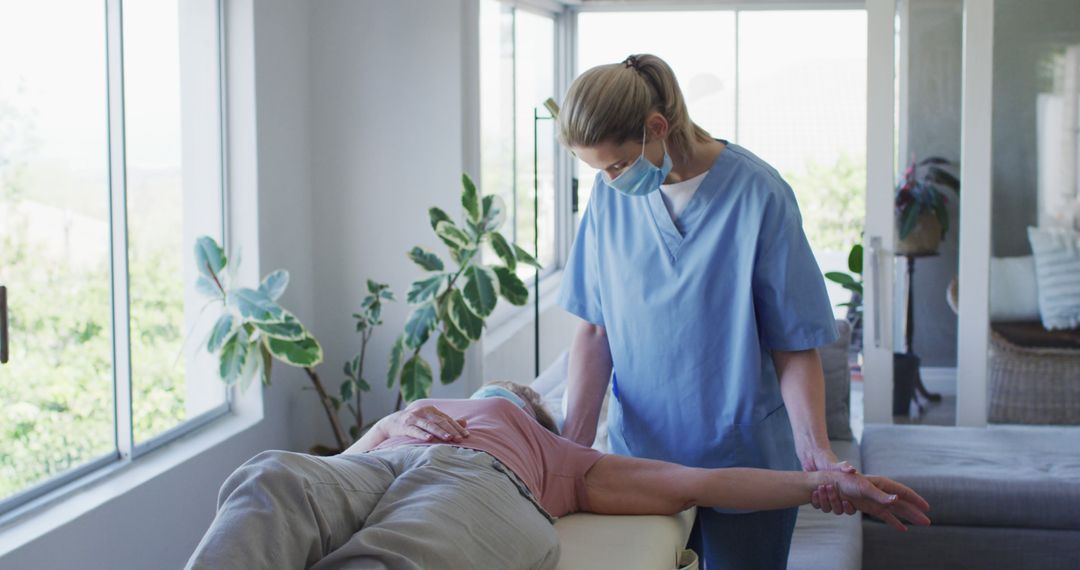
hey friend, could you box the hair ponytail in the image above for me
[557,53,712,161]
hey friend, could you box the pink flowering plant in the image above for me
[894,156,960,240]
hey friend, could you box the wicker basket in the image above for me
[987,329,1080,424]
[946,276,1080,425]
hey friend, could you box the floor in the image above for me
[848,370,957,442]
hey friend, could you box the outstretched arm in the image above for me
[583,455,930,531]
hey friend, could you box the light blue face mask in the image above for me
[602,124,673,197]
[470,385,529,413]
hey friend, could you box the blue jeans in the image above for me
[686,506,799,570]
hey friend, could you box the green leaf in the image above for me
[824,271,856,286]
[349,425,361,440]
[195,276,222,299]
[488,231,516,271]
[442,319,471,352]
[219,329,249,385]
[481,194,507,232]
[266,334,324,367]
[259,270,289,301]
[493,266,528,306]
[341,380,354,401]
[239,338,260,393]
[462,173,481,223]
[330,396,341,411]
[208,313,235,352]
[401,355,433,402]
[847,244,863,274]
[463,266,499,317]
[408,246,445,272]
[366,279,385,295]
[253,317,305,340]
[260,342,273,386]
[436,220,473,252]
[406,274,447,305]
[898,204,922,240]
[404,302,437,349]
[357,376,371,392]
[447,288,483,341]
[512,244,542,270]
[195,236,226,279]
[429,207,453,232]
[229,288,285,322]
[437,333,465,384]
[387,335,406,389]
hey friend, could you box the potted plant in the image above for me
[193,237,391,453]
[894,156,960,255]
[825,242,864,363]
[386,173,540,409]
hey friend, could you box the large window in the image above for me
[0,0,227,515]
[480,0,561,281]
[576,8,867,314]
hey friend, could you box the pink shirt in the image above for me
[374,398,604,517]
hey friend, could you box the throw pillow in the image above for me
[818,318,854,441]
[1026,226,1080,330]
[988,255,1040,322]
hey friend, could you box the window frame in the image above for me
[0,0,232,520]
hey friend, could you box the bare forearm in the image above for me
[342,416,390,454]
[563,322,613,446]
[686,467,825,511]
[775,349,831,460]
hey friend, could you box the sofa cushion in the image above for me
[862,425,1080,530]
[820,319,854,441]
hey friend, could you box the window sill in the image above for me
[0,408,263,557]
[483,268,564,355]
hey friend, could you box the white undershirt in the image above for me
[659,170,708,222]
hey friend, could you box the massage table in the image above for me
[531,352,698,570]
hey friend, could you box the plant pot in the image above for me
[893,352,920,415]
[895,210,943,256]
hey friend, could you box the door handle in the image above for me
[1,285,8,364]
[867,237,883,349]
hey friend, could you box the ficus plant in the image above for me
[194,236,352,450]
[387,173,540,409]
[339,279,395,441]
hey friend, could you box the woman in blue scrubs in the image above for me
[556,54,853,569]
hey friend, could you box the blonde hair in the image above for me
[486,380,559,435]
[557,54,712,161]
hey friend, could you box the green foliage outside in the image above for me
[1,107,194,500]
[784,152,867,254]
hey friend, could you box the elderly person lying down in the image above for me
[186,382,929,570]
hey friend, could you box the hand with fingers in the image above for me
[825,472,932,531]
[801,446,859,516]
[384,405,470,443]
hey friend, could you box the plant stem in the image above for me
[303,367,349,450]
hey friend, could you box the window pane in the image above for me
[576,11,736,209]
[737,10,867,316]
[123,0,225,445]
[512,10,556,280]
[0,0,115,500]
[480,0,514,261]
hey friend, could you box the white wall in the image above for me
[307,0,486,421]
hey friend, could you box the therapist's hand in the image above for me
[382,406,470,442]
[801,447,858,515]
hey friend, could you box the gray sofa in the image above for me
[861,424,1080,569]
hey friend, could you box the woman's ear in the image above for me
[645,112,669,142]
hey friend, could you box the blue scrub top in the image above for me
[558,141,838,473]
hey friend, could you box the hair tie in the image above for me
[623,55,640,70]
